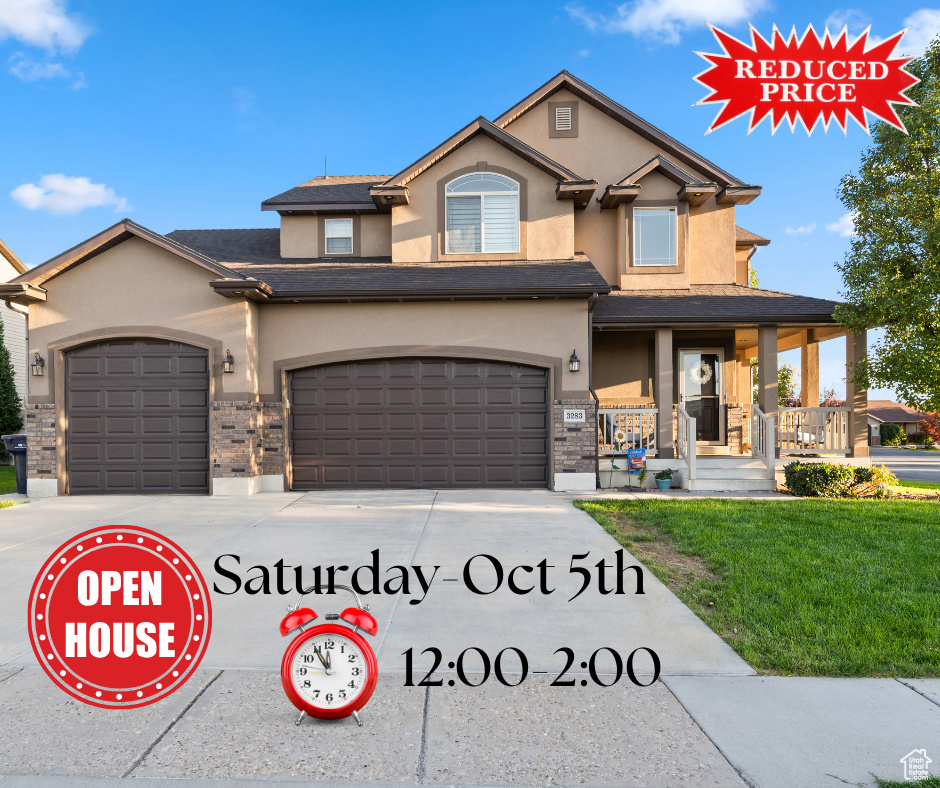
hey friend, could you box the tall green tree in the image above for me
[835,37,940,411]
[0,319,23,440]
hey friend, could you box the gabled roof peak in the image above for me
[494,70,751,189]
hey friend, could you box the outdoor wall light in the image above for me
[569,350,581,372]
[30,352,44,377]
[223,349,235,374]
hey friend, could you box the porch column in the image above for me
[654,328,674,459]
[846,330,869,458]
[757,326,778,416]
[801,329,819,407]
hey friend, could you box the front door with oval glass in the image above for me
[679,349,724,444]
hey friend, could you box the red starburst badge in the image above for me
[27,525,211,709]
[695,25,920,134]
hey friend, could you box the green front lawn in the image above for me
[0,465,16,495]
[898,479,940,490]
[876,776,940,787]
[575,499,940,677]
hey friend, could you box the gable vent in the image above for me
[555,106,572,131]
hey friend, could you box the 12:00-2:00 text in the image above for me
[402,646,660,687]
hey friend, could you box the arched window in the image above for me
[445,172,519,254]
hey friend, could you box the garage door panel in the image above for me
[290,358,548,489]
[67,340,209,495]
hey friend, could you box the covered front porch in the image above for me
[590,287,869,490]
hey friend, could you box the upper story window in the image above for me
[445,173,519,254]
[633,207,677,266]
[325,218,353,255]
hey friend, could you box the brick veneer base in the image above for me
[211,401,286,482]
[26,403,56,481]
[552,399,597,479]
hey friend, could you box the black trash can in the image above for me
[2,434,27,495]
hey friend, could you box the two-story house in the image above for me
[0,72,868,497]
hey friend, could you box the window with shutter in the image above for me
[445,173,519,254]
[555,106,572,131]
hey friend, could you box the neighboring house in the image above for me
[868,400,930,437]
[0,237,29,410]
[0,72,869,498]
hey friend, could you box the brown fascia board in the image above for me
[250,285,610,304]
[598,184,642,210]
[0,238,28,275]
[266,203,380,215]
[0,282,47,304]
[368,185,409,212]
[717,186,762,205]
[555,180,598,209]
[594,313,837,327]
[617,155,705,187]
[9,219,244,288]
[209,279,274,302]
[677,183,719,206]
[380,117,586,188]
[493,71,746,187]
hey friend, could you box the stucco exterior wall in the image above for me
[280,215,319,258]
[391,134,574,263]
[360,214,392,257]
[27,237,258,400]
[689,202,737,285]
[257,298,590,397]
[735,247,750,285]
[593,331,653,406]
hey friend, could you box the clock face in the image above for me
[289,632,369,711]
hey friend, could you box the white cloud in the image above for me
[824,9,872,36]
[0,0,88,53]
[785,223,816,235]
[8,51,83,87]
[232,86,256,115]
[11,174,128,215]
[826,212,857,237]
[565,0,767,43]
[898,8,940,56]
[578,48,591,57]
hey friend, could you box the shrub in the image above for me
[879,422,904,446]
[783,462,856,498]
[871,464,899,486]
[908,432,929,445]
[919,412,940,445]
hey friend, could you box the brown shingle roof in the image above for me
[736,226,770,246]
[867,400,929,424]
[262,176,391,208]
[594,284,839,325]
[167,229,611,301]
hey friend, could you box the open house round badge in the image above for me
[27,525,212,709]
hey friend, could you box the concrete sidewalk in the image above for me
[0,491,937,787]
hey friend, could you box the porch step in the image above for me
[687,478,778,492]
[694,467,770,480]
[695,457,766,470]
[695,445,731,455]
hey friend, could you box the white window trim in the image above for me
[445,174,520,255]
[324,218,353,255]
[632,206,678,267]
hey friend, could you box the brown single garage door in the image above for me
[66,339,210,494]
[290,358,549,489]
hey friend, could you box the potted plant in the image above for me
[654,469,673,490]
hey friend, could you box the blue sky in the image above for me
[2,0,937,400]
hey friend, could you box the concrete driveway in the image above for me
[0,490,750,787]
[870,445,940,482]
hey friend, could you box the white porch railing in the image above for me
[777,407,851,455]
[676,405,696,480]
[752,405,775,478]
[597,409,658,456]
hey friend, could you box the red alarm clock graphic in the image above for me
[279,584,378,727]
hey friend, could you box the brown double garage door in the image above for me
[290,358,549,489]
[66,340,210,495]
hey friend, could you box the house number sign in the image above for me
[563,409,586,423]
